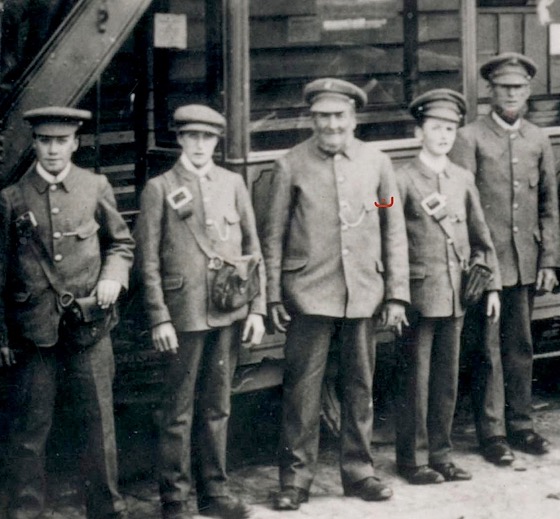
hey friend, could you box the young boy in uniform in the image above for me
[395,89,501,484]
[135,104,266,519]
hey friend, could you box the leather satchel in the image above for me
[461,263,493,307]
[59,296,118,349]
[211,255,261,312]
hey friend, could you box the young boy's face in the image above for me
[177,130,219,168]
[416,117,458,157]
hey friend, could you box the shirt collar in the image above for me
[36,162,72,184]
[492,111,521,131]
[180,153,215,178]
[416,154,450,179]
[312,135,358,161]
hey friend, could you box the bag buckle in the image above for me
[420,192,447,216]
[166,187,193,210]
[59,292,75,309]
[208,257,224,270]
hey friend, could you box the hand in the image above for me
[381,301,409,336]
[269,303,291,333]
[152,322,179,354]
[93,280,122,309]
[242,313,266,348]
[486,291,501,324]
[0,346,15,367]
[536,268,558,293]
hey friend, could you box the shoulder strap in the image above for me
[10,184,73,302]
[163,169,225,265]
[406,168,469,269]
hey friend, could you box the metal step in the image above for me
[0,0,152,187]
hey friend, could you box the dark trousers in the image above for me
[157,324,241,506]
[463,285,534,443]
[5,336,125,519]
[279,315,377,491]
[396,315,464,468]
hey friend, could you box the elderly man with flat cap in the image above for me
[135,104,265,519]
[450,52,560,465]
[261,78,409,510]
[0,107,134,519]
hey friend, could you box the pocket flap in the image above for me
[410,263,427,279]
[529,174,539,187]
[162,275,184,291]
[13,291,30,303]
[225,212,241,224]
[282,257,308,271]
[76,220,100,239]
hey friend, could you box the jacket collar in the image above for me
[483,112,530,138]
[174,157,219,181]
[310,135,359,161]
[415,156,450,180]
[30,162,78,193]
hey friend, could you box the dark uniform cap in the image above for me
[409,88,467,124]
[23,106,92,136]
[480,52,537,85]
[173,104,226,136]
[303,78,368,112]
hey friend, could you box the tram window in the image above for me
[248,0,464,151]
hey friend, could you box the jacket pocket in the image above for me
[76,220,100,239]
[13,291,31,303]
[162,275,184,291]
[282,257,308,272]
[410,263,427,279]
[529,174,539,188]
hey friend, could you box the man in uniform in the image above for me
[0,106,135,519]
[262,78,410,510]
[450,53,560,464]
[135,104,265,519]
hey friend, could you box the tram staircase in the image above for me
[0,0,153,191]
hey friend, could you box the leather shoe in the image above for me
[273,486,309,511]
[398,465,444,485]
[509,429,550,455]
[430,462,472,482]
[162,501,192,519]
[481,436,515,466]
[344,477,393,501]
[198,496,251,519]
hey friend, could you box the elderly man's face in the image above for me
[312,103,357,154]
[33,131,78,174]
[491,82,531,118]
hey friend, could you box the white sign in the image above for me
[154,13,187,50]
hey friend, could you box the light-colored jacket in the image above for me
[135,160,266,332]
[262,136,410,318]
[396,158,501,317]
[449,114,560,287]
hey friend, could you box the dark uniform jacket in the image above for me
[396,158,501,318]
[262,136,410,318]
[0,165,135,348]
[135,160,266,332]
[450,114,560,287]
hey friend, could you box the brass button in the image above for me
[54,254,63,262]
[513,226,519,233]
[53,231,62,239]
[51,207,60,215]
[342,248,349,256]
[513,203,519,210]
[512,158,519,164]
[49,184,57,192]
[205,218,213,225]
[510,133,517,140]
[338,176,345,183]
[513,180,520,188]
[341,224,348,231]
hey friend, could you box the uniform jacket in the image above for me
[0,165,135,348]
[396,158,501,318]
[262,136,410,318]
[135,160,266,332]
[449,114,560,287]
